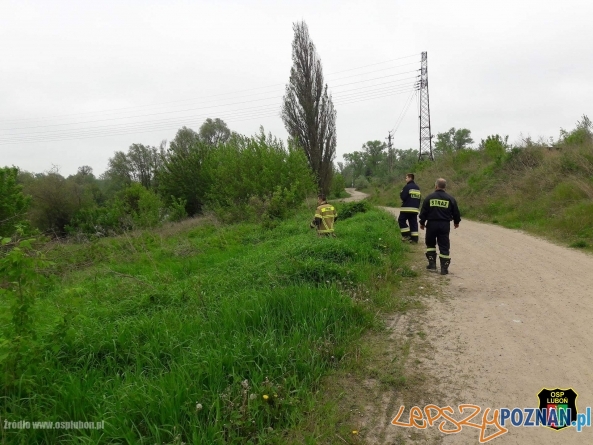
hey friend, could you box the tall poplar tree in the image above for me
[281,21,336,195]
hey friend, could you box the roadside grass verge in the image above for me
[1,205,414,444]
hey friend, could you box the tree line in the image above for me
[340,115,592,191]
[0,120,319,238]
[1,20,341,240]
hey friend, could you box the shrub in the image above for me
[0,167,31,237]
[118,183,163,229]
[329,173,346,198]
[337,200,371,220]
[24,171,93,236]
[167,196,188,222]
[354,175,370,190]
[504,146,544,171]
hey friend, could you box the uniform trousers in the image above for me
[425,220,451,258]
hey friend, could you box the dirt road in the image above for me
[379,206,593,444]
[339,188,369,203]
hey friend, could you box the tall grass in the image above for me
[370,140,593,248]
[1,205,407,444]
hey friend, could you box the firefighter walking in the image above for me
[419,178,461,275]
[398,173,421,243]
[310,194,337,237]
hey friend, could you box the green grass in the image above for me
[368,141,593,251]
[1,206,409,444]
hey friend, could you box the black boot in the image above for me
[426,251,437,270]
[440,257,451,275]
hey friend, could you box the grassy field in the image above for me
[1,202,417,444]
[368,140,593,251]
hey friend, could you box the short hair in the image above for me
[435,178,447,189]
[318,193,326,201]
[406,173,415,180]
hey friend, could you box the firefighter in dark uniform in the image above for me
[398,173,421,243]
[419,178,461,275]
[310,194,337,237]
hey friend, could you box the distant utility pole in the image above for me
[418,52,434,161]
[386,130,394,173]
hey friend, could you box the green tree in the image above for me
[159,127,211,216]
[205,129,315,216]
[169,126,200,155]
[24,169,94,235]
[434,128,473,155]
[329,173,346,198]
[343,151,365,182]
[281,21,336,196]
[104,144,162,190]
[199,118,231,146]
[362,140,386,177]
[0,167,31,237]
[117,183,163,229]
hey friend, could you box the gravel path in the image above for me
[379,206,593,444]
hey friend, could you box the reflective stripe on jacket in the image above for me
[400,181,421,213]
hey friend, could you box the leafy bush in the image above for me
[118,183,163,229]
[354,175,369,190]
[0,167,31,237]
[23,171,94,236]
[480,134,509,165]
[204,130,315,222]
[329,173,346,198]
[166,196,188,222]
[66,204,126,236]
[337,200,371,220]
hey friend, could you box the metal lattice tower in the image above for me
[418,52,434,161]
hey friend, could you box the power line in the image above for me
[0,89,417,145]
[0,85,418,144]
[2,70,419,132]
[391,90,417,135]
[0,54,421,124]
[0,81,418,141]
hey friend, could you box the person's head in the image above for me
[405,173,415,183]
[435,178,447,190]
[317,194,326,204]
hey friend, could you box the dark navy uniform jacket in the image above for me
[419,189,461,225]
[400,181,421,213]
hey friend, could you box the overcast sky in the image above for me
[1,0,591,176]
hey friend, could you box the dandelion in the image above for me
[352,430,358,435]
[249,393,257,400]
[263,394,269,400]
[196,402,203,411]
